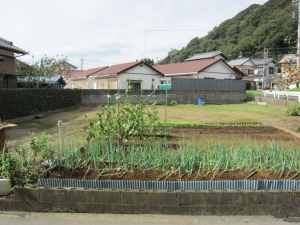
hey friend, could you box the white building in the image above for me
[89,61,164,90]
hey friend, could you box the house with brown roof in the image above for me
[0,37,28,88]
[89,61,164,90]
[153,58,239,84]
[64,66,108,89]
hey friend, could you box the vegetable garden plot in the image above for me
[48,125,300,182]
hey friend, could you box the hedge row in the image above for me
[0,89,81,120]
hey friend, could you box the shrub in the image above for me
[0,89,81,120]
[246,81,252,90]
[285,104,300,116]
[86,87,161,143]
[170,100,178,106]
[245,92,255,102]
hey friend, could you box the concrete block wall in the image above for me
[81,90,245,105]
[0,187,299,218]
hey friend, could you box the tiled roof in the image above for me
[79,66,109,77]
[252,58,274,66]
[66,66,108,78]
[94,61,142,75]
[153,58,221,75]
[67,70,84,78]
[83,61,164,77]
[185,51,228,61]
[0,37,28,54]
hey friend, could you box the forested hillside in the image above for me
[159,0,298,64]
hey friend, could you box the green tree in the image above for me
[142,57,155,66]
[16,55,72,88]
[158,0,297,64]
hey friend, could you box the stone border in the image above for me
[0,179,10,195]
[0,187,299,218]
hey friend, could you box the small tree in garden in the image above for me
[275,59,300,90]
[86,87,161,143]
[16,55,72,88]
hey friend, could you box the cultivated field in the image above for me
[6,103,300,144]
[4,103,300,184]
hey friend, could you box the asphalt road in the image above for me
[0,212,298,225]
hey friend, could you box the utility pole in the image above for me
[262,47,269,89]
[292,0,300,65]
[80,57,85,70]
[239,51,243,58]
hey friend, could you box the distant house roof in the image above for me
[0,37,28,55]
[278,54,297,64]
[67,66,108,79]
[228,58,255,67]
[185,51,228,61]
[92,61,164,76]
[252,58,275,66]
[153,58,224,75]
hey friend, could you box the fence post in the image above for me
[57,120,64,153]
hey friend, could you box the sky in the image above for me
[1,0,269,70]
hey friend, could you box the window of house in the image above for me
[269,67,274,74]
[248,70,254,74]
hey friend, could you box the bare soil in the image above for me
[49,167,300,181]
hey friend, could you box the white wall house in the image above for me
[89,61,164,90]
[252,58,277,89]
[64,66,108,89]
[154,58,239,83]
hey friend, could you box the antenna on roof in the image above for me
[80,57,85,70]
[239,51,242,58]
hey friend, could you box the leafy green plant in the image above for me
[170,100,178,106]
[30,132,55,161]
[245,92,255,102]
[285,104,300,116]
[0,133,56,186]
[86,87,161,143]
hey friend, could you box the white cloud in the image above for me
[1,0,269,69]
